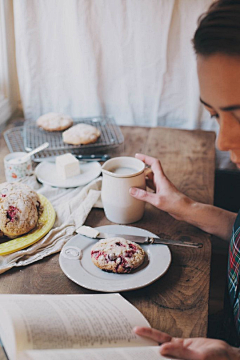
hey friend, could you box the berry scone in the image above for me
[0,183,41,238]
[36,112,73,132]
[91,237,145,273]
[62,123,101,145]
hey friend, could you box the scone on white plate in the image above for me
[91,237,145,273]
[0,183,41,238]
[62,123,101,145]
[36,112,73,132]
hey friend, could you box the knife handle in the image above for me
[75,154,110,162]
[148,237,203,248]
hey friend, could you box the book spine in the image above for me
[0,339,9,360]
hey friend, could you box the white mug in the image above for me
[4,152,32,182]
[101,156,146,224]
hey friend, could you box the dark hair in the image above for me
[193,0,240,56]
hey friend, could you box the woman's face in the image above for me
[197,54,240,169]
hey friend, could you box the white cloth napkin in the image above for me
[0,175,103,274]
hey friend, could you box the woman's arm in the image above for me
[180,201,236,241]
[129,154,237,241]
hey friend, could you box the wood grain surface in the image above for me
[0,120,216,338]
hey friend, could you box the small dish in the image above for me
[59,225,171,292]
[4,152,32,182]
[0,194,55,256]
[35,161,101,188]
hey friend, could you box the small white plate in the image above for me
[59,225,171,292]
[35,161,101,188]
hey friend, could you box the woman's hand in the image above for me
[129,153,193,221]
[129,153,237,240]
[134,327,240,360]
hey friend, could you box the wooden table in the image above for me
[0,119,216,338]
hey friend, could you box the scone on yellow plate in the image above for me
[62,123,101,145]
[36,112,73,132]
[91,237,145,273]
[0,183,41,238]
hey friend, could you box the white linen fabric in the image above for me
[0,176,102,274]
[13,0,233,168]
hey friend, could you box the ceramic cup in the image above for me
[4,152,32,182]
[101,156,146,224]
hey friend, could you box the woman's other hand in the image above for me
[134,327,240,360]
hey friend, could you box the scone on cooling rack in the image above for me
[0,183,42,238]
[91,237,145,274]
[62,123,101,145]
[36,112,73,132]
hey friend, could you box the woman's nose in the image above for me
[217,130,231,151]
[216,115,238,152]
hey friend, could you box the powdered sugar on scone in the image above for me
[62,123,101,145]
[0,183,41,238]
[91,237,145,273]
[37,112,73,132]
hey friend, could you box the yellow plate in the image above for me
[0,194,56,256]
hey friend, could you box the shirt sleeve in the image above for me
[228,210,240,339]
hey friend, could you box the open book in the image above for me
[0,293,169,360]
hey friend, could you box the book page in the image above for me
[19,347,169,360]
[0,294,156,356]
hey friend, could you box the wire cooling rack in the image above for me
[4,116,124,162]
[4,126,25,152]
[23,116,124,152]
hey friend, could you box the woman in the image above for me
[130,0,240,359]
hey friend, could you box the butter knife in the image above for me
[97,233,202,248]
[82,231,203,248]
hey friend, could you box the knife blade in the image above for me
[94,232,203,248]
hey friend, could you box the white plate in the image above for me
[35,161,101,188]
[59,225,171,292]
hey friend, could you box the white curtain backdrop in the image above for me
[13,0,233,168]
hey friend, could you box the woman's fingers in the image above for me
[135,153,165,180]
[160,341,200,360]
[135,153,160,167]
[129,188,161,208]
[134,327,233,360]
[134,327,172,344]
